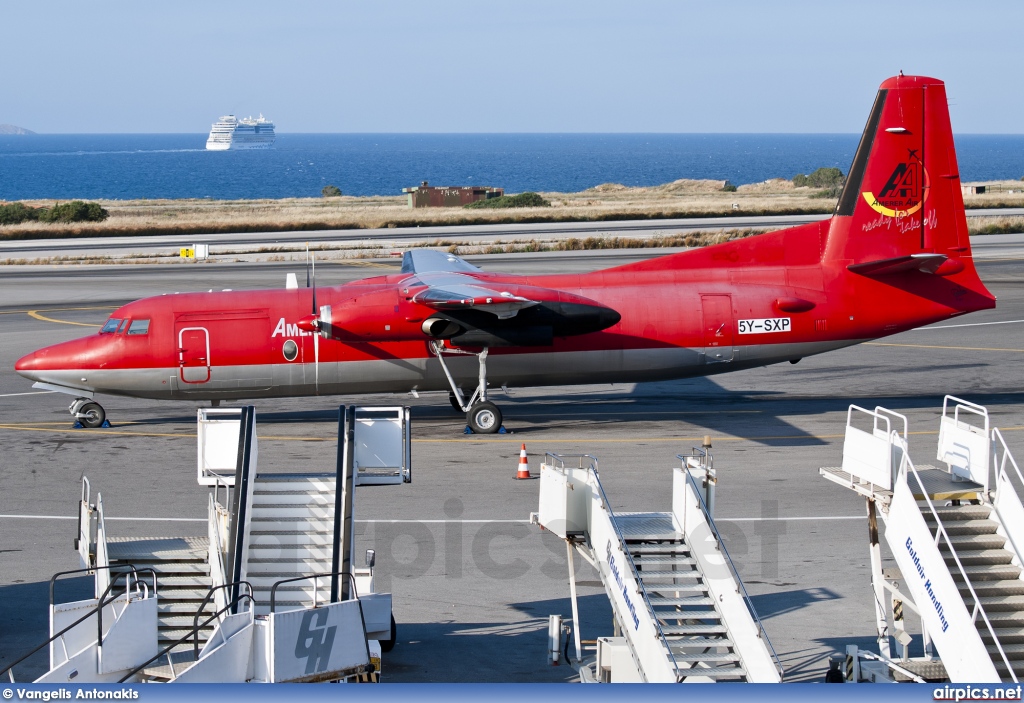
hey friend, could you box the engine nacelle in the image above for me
[421,317,464,339]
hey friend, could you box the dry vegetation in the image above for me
[0,179,831,241]
[2,178,1022,242]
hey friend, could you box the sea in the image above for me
[1,133,1022,202]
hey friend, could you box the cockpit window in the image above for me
[100,318,121,334]
[127,319,150,335]
[116,319,128,333]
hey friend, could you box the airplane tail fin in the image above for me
[826,75,979,280]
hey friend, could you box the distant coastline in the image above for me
[0,124,35,135]
[1,133,1022,201]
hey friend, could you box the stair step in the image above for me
[942,534,1008,551]
[650,597,715,607]
[952,564,1022,582]
[248,574,335,584]
[669,637,733,650]
[959,580,1024,597]
[629,545,688,556]
[986,613,1024,629]
[644,584,709,594]
[943,550,1016,567]
[647,593,712,605]
[246,557,334,566]
[246,545,334,560]
[986,643,1024,660]
[633,557,694,567]
[634,569,700,579]
[160,615,220,628]
[935,520,1001,537]
[661,623,728,635]
[980,627,1024,645]
[249,532,336,546]
[674,665,747,680]
[252,489,335,501]
[248,518,335,532]
[671,651,741,663]
[156,589,213,602]
[154,575,215,588]
[980,595,1024,611]
[111,561,210,575]
[249,507,335,520]
[158,602,217,615]
[925,506,992,521]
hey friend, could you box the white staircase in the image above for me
[10,404,403,685]
[244,473,337,613]
[821,397,1024,683]
[533,451,782,683]
[106,537,216,650]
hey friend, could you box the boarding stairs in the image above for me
[19,404,406,684]
[533,450,782,683]
[244,473,338,613]
[821,396,1024,683]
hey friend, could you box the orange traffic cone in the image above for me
[517,443,531,480]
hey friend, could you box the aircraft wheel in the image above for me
[380,614,397,652]
[467,401,501,434]
[448,391,463,412]
[79,402,106,429]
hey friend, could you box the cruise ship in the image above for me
[205,114,276,150]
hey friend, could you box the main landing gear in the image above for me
[431,341,503,434]
[70,398,107,429]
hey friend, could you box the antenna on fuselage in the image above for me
[306,242,318,316]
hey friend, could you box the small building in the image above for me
[403,181,503,208]
[961,184,987,196]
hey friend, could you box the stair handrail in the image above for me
[545,452,682,680]
[192,582,254,660]
[207,493,229,611]
[269,571,357,613]
[76,477,93,563]
[677,451,785,681]
[989,428,1024,572]
[942,395,991,492]
[895,432,1017,682]
[3,567,150,683]
[117,588,256,683]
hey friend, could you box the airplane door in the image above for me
[701,295,734,363]
[178,327,211,383]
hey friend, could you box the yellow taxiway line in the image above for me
[27,310,101,327]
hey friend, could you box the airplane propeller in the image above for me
[297,243,321,333]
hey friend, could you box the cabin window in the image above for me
[282,339,298,361]
[100,319,121,334]
[127,319,151,336]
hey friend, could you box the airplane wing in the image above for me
[401,249,481,274]
[412,281,539,320]
[400,250,540,319]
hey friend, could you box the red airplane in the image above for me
[16,75,996,433]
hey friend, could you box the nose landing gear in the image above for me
[430,341,505,434]
[70,398,107,429]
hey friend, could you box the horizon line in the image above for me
[5,130,1024,137]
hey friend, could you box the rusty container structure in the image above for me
[403,181,504,208]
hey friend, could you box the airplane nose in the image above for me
[14,337,108,386]
[15,350,45,379]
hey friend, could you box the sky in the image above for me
[4,1,1023,134]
